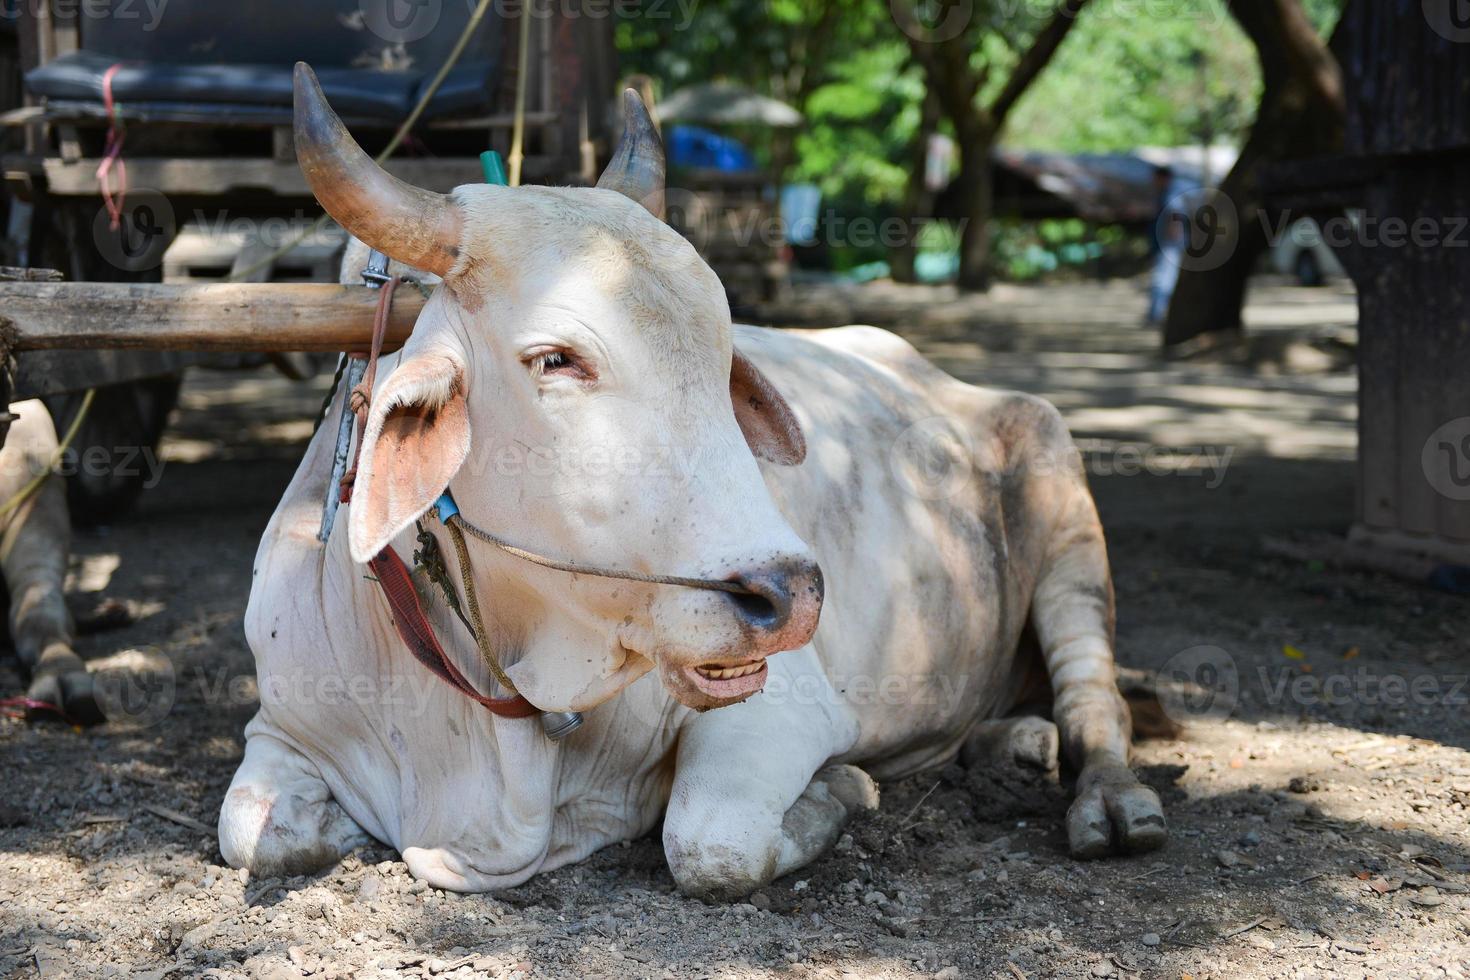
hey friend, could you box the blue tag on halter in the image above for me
[434,491,460,524]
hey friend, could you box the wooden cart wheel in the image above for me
[35,199,183,525]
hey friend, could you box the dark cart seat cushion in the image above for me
[27,52,494,121]
[22,0,501,121]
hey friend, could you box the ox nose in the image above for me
[725,557,824,641]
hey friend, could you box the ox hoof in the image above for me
[1066,764,1167,859]
[961,716,1060,774]
[666,840,776,903]
[26,668,102,726]
[812,764,880,814]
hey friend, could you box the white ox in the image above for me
[220,66,1166,899]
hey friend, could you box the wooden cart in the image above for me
[0,0,616,514]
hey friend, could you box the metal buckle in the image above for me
[361,249,392,288]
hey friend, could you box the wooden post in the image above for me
[1338,2,1470,564]
[0,266,65,449]
[0,281,428,353]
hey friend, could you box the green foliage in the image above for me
[791,43,921,204]
[992,220,1137,281]
[616,0,1345,266]
[1008,0,1346,153]
[1006,3,1260,152]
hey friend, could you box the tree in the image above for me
[890,82,941,284]
[896,0,1093,290]
[616,0,873,133]
[1161,0,1344,347]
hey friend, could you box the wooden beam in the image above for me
[0,282,427,353]
[37,157,483,197]
[31,155,573,197]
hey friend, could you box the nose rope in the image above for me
[436,499,755,596]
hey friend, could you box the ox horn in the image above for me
[597,89,666,219]
[293,63,462,278]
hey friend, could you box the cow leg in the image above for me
[960,715,1060,775]
[1030,471,1166,859]
[219,731,370,877]
[663,653,869,900]
[0,462,99,723]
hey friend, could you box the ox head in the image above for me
[294,64,822,713]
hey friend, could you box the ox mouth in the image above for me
[682,659,768,700]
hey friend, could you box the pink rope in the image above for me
[96,63,129,231]
[0,696,79,726]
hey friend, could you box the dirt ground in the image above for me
[4,277,1470,980]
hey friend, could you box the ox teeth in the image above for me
[696,662,763,680]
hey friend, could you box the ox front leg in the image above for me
[663,653,869,901]
[1032,480,1167,859]
[0,466,100,723]
[220,730,370,878]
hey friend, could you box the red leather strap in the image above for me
[341,277,537,720]
[368,546,539,719]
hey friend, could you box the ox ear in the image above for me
[348,352,471,563]
[730,346,805,466]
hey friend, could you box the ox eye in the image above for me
[524,347,593,383]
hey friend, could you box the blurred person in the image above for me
[1147,164,1186,325]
